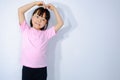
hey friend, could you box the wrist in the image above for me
[33,1,38,5]
[53,7,57,12]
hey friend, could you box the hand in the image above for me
[46,4,56,11]
[35,1,45,6]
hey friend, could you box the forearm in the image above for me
[18,1,44,24]
[18,2,36,14]
[53,8,64,27]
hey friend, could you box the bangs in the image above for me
[32,7,50,21]
[36,9,46,17]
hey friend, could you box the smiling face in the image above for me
[32,12,47,30]
[30,7,50,30]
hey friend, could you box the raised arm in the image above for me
[18,1,45,25]
[47,4,64,32]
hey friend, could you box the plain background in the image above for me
[0,0,120,80]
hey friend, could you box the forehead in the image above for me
[34,10,46,17]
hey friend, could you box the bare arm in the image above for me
[18,1,44,25]
[47,4,64,32]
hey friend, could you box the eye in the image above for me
[34,14,39,18]
[36,15,39,18]
[42,19,46,21]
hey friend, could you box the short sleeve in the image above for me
[45,27,56,39]
[19,20,30,32]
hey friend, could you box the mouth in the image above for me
[35,22,41,26]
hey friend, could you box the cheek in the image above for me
[41,22,46,27]
[32,17,35,22]
[42,22,46,25]
[42,21,47,25]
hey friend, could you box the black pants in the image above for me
[22,66,47,80]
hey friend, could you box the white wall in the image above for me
[0,0,120,80]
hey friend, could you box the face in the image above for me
[32,12,47,30]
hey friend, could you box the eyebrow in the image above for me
[36,14,46,20]
[35,13,46,18]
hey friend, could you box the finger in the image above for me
[46,4,51,9]
[38,1,45,6]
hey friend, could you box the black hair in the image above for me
[30,7,50,30]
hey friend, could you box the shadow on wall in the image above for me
[47,2,78,80]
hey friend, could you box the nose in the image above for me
[37,19,41,23]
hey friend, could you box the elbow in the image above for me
[18,8,22,14]
[18,7,21,12]
[62,21,64,26]
[60,20,64,27]
[55,21,64,32]
[18,7,24,14]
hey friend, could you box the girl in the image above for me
[18,1,63,80]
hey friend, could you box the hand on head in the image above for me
[35,1,45,6]
[46,4,55,11]
[35,1,55,11]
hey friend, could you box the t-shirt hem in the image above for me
[22,64,47,68]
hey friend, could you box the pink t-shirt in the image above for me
[20,21,56,68]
